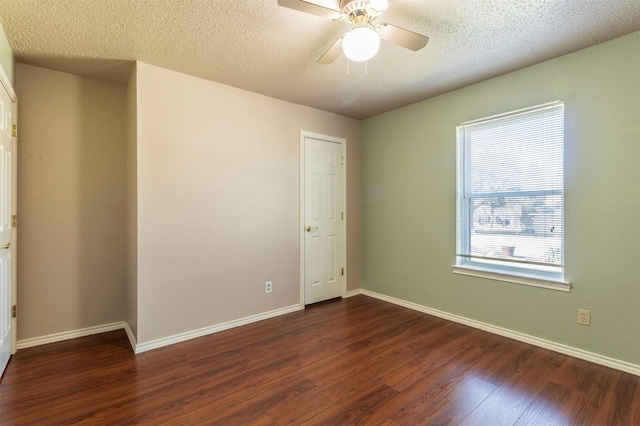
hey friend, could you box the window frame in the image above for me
[453,101,570,292]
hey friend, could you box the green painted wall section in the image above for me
[362,32,640,364]
[0,21,14,86]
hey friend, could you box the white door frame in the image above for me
[299,131,347,306]
[0,63,17,356]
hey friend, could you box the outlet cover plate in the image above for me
[578,309,590,326]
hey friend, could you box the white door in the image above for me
[303,135,344,305]
[0,77,14,377]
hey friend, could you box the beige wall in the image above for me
[124,64,138,340]
[14,60,362,347]
[16,64,126,340]
[362,32,640,364]
[135,62,361,343]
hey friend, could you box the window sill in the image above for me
[451,264,571,292]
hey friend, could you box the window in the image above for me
[454,101,568,291]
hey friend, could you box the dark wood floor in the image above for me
[1,295,639,425]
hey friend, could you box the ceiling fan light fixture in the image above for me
[342,25,380,62]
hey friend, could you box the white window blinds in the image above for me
[456,102,564,281]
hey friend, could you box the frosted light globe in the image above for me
[342,26,380,62]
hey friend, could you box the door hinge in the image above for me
[341,212,344,220]
[11,124,17,138]
[341,267,344,276]
[12,215,17,228]
[341,156,344,165]
[11,305,16,318]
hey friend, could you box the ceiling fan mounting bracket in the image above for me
[339,0,368,15]
[339,0,384,23]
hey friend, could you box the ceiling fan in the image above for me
[277,0,429,64]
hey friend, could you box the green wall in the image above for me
[362,32,640,365]
[0,21,14,86]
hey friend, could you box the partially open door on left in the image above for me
[0,64,17,379]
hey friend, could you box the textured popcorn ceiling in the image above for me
[0,0,639,119]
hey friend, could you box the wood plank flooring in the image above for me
[1,295,639,425]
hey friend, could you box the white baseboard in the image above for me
[344,289,363,298]
[19,292,636,377]
[15,304,303,354]
[17,322,127,350]
[360,289,640,377]
[134,304,304,354]
[123,321,137,351]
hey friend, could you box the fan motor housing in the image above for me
[339,0,369,15]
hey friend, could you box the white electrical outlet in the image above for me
[265,281,273,294]
[578,309,590,326]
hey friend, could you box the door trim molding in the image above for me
[0,64,16,102]
[299,131,347,306]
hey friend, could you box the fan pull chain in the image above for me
[345,59,371,75]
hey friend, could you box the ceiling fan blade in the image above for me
[318,37,343,64]
[377,23,429,51]
[277,0,341,20]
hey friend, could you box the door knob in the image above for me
[306,226,318,232]
[0,242,9,249]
